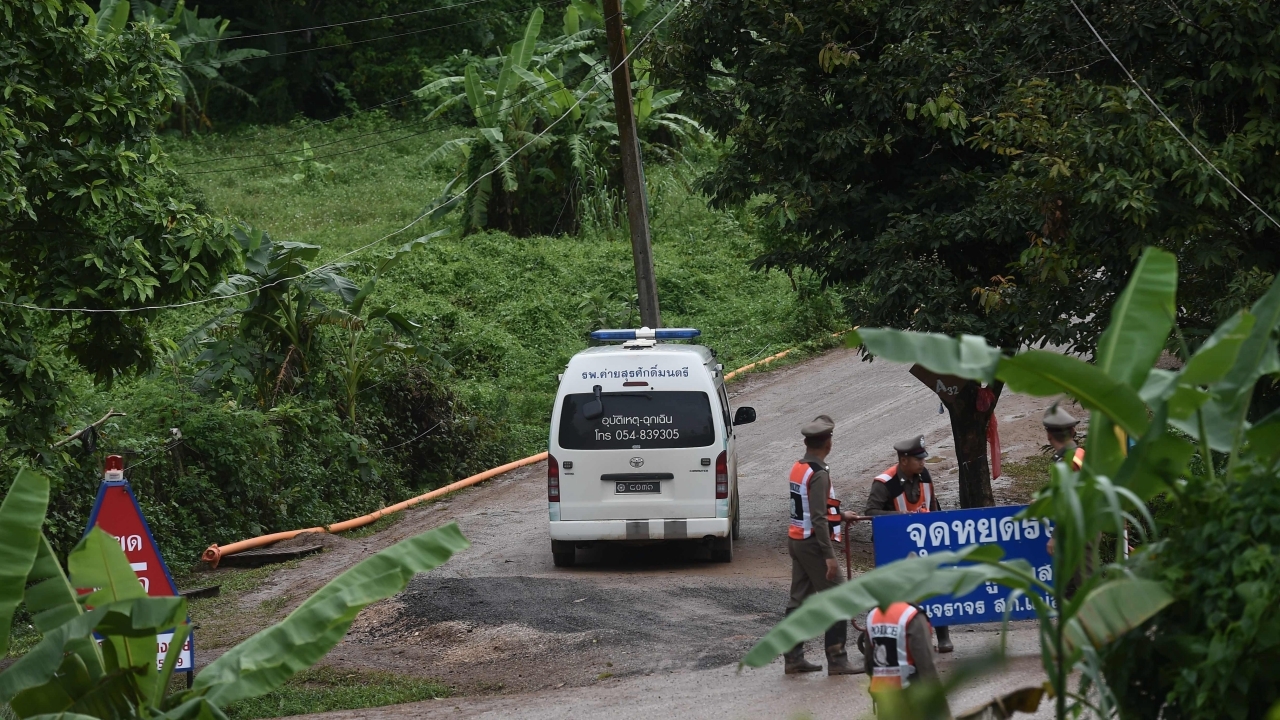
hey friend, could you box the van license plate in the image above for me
[614,481,661,494]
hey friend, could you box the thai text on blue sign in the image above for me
[872,505,1055,625]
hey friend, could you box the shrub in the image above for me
[1103,457,1280,720]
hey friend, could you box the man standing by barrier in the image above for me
[863,436,952,653]
[783,415,859,676]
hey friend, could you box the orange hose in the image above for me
[723,329,853,381]
[200,452,548,567]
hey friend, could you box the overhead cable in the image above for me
[1070,0,1280,231]
[182,0,494,45]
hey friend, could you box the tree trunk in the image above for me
[946,382,1001,508]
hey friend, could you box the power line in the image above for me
[178,75,592,175]
[0,2,678,316]
[174,69,594,169]
[182,0,495,45]
[1070,0,1280,231]
[182,3,567,66]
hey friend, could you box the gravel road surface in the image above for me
[219,347,1063,719]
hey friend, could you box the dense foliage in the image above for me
[422,0,699,236]
[1104,455,1280,719]
[661,0,1280,350]
[185,0,543,123]
[0,0,242,456]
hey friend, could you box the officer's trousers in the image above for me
[786,537,848,650]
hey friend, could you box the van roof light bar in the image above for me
[589,327,701,341]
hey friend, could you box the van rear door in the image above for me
[555,390,719,521]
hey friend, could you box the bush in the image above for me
[1104,457,1280,720]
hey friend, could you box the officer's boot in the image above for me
[783,644,821,674]
[936,625,953,653]
[825,643,860,676]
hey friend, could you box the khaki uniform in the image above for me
[787,452,841,610]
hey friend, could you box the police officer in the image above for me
[1043,404,1083,470]
[783,415,858,675]
[863,436,952,653]
[863,602,950,718]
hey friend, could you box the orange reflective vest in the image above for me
[874,465,934,513]
[868,602,927,692]
[1071,447,1084,471]
[788,461,843,542]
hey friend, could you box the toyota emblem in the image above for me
[629,457,644,468]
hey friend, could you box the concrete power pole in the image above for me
[602,0,661,329]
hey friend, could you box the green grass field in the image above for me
[163,117,843,455]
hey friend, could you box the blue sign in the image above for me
[872,505,1055,626]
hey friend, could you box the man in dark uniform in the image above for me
[783,415,858,676]
[1043,404,1083,470]
[863,436,952,653]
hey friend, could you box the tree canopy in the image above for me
[1,0,239,455]
[660,0,1280,352]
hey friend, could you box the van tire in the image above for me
[731,486,741,540]
[552,541,576,567]
[711,534,733,563]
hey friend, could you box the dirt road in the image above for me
[209,348,1066,719]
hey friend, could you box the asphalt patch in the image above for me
[375,576,786,671]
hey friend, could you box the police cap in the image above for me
[801,414,835,438]
[894,435,928,459]
[1043,404,1079,431]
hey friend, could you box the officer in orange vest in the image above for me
[863,602,949,718]
[862,436,952,653]
[783,415,858,676]
[1043,404,1084,470]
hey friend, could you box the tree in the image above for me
[0,0,240,456]
[746,247,1280,717]
[659,0,1280,507]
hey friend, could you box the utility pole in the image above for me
[602,0,661,329]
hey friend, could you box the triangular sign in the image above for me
[84,459,195,672]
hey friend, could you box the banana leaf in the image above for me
[194,522,469,705]
[1093,247,1177,390]
[0,469,50,656]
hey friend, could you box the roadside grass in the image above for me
[999,453,1053,504]
[223,666,449,720]
[340,512,403,539]
[165,121,844,458]
[184,560,303,650]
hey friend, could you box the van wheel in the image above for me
[552,541,575,567]
[732,487,741,540]
[711,534,733,563]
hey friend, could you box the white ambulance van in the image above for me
[547,328,756,566]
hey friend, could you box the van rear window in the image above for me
[558,391,716,450]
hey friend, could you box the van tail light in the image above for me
[715,451,729,499]
[548,454,560,501]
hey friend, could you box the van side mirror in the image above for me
[732,406,756,426]
[583,384,604,420]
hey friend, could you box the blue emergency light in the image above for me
[589,327,701,341]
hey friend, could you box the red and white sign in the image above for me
[85,456,194,671]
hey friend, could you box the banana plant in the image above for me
[416,1,696,236]
[745,247,1280,718]
[179,226,360,406]
[324,231,453,427]
[0,468,469,718]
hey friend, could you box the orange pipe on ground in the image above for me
[723,329,854,382]
[326,452,548,533]
[200,453,549,567]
